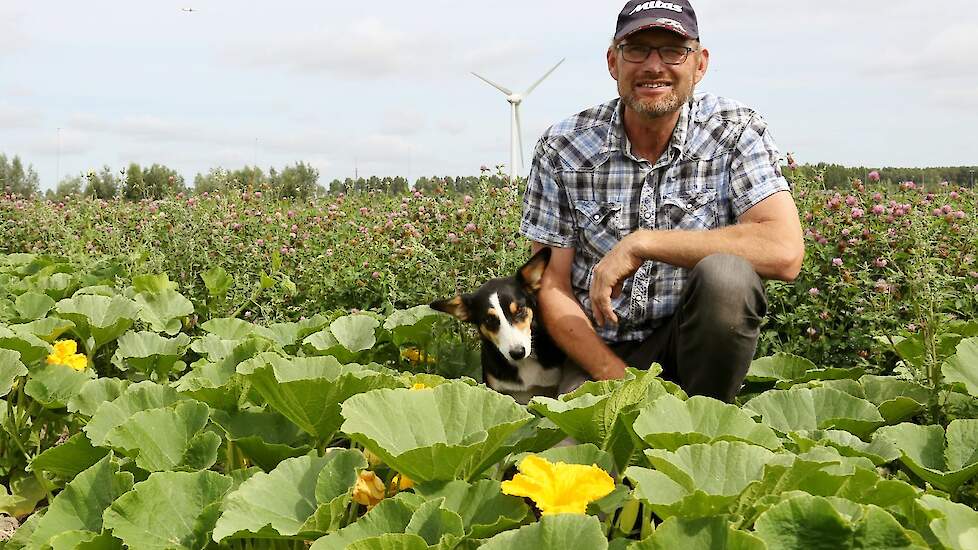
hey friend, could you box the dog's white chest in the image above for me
[486,355,562,393]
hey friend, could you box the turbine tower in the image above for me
[472,58,565,183]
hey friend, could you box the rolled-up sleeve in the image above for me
[520,137,576,247]
[727,115,792,219]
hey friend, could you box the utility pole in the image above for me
[56,127,62,188]
[970,168,975,188]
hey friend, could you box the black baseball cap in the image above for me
[615,0,699,41]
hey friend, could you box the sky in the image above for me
[2,1,977,192]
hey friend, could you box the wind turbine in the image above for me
[472,58,564,183]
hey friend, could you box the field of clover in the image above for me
[0,169,977,549]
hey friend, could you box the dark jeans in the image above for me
[605,254,767,403]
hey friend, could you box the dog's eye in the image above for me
[484,317,500,331]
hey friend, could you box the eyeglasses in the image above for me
[617,43,696,65]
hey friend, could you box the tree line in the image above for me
[786,163,977,189]
[2,153,975,202]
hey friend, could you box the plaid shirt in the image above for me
[520,92,791,342]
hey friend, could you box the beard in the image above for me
[620,80,694,119]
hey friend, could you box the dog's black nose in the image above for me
[510,346,526,360]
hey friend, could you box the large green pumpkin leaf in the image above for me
[342,382,533,482]
[633,394,782,451]
[189,333,240,362]
[0,347,27,397]
[857,375,930,423]
[309,494,422,550]
[55,294,140,352]
[67,377,130,417]
[916,494,978,550]
[111,330,190,379]
[480,514,608,550]
[626,441,776,519]
[251,314,330,349]
[746,353,815,382]
[25,454,134,549]
[13,291,56,321]
[529,368,672,470]
[200,317,255,340]
[47,530,123,550]
[752,494,926,549]
[213,450,367,541]
[134,288,194,335]
[633,515,766,549]
[102,470,232,550]
[344,534,429,550]
[943,337,978,398]
[244,355,405,442]
[383,305,439,348]
[0,324,50,364]
[210,408,311,471]
[413,479,531,539]
[9,317,75,343]
[743,386,884,438]
[330,314,380,353]
[24,362,97,409]
[790,429,901,465]
[104,400,221,472]
[175,338,276,410]
[30,432,109,480]
[84,380,183,446]
[874,420,978,493]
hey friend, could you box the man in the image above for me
[519,0,804,403]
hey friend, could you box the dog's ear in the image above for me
[517,247,552,293]
[429,294,473,322]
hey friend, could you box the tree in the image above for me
[275,162,321,199]
[83,166,120,199]
[122,163,184,200]
[0,154,41,196]
[54,175,84,199]
[227,166,265,192]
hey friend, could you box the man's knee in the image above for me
[687,254,766,323]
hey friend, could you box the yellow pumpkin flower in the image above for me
[362,449,384,467]
[401,347,436,365]
[352,470,386,509]
[411,382,430,390]
[46,340,88,371]
[391,473,414,491]
[501,455,615,515]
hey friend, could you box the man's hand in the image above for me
[589,231,647,327]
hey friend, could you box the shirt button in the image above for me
[643,211,652,220]
[593,214,601,220]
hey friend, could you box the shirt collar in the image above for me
[603,97,693,162]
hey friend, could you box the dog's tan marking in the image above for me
[513,308,533,333]
[486,308,498,317]
[479,324,500,345]
[432,295,470,321]
[509,302,517,314]
[519,255,548,292]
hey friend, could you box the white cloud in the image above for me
[382,109,427,135]
[437,118,467,135]
[0,102,42,129]
[24,128,93,156]
[0,5,28,53]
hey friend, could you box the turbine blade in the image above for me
[471,72,512,96]
[523,58,565,97]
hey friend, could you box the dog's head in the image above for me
[430,247,551,362]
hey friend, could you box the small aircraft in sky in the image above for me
[181,7,197,12]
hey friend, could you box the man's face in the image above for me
[607,28,709,119]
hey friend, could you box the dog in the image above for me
[430,247,566,404]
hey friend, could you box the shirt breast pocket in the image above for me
[657,190,718,231]
[573,200,622,260]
